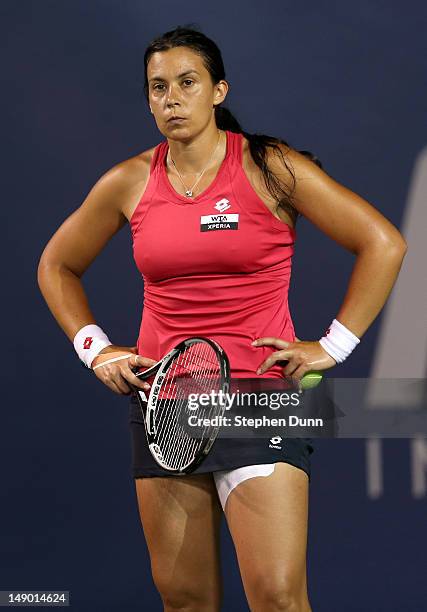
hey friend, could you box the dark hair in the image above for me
[143,26,323,225]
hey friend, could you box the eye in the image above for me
[152,83,165,91]
[183,79,194,86]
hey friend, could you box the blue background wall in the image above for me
[2,1,426,610]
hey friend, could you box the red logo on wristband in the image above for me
[325,328,331,336]
[83,337,93,349]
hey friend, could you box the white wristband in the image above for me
[318,318,360,364]
[73,324,112,369]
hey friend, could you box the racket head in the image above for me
[132,337,230,474]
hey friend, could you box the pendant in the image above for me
[185,190,193,197]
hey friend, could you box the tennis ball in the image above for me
[300,371,323,390]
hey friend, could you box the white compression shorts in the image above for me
[213,463,277,511]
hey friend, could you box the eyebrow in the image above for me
[148,70,200,83]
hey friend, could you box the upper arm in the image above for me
[270,146,407,254]
[38,157,149,277]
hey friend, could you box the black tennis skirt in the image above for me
[129,392,314,480]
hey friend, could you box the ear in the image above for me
[214,79,229,107]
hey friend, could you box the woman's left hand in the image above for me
[252,337,336,380]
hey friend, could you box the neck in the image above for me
[167,124,223,174]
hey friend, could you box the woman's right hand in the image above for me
[91,345,157,395]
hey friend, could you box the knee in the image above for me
[248,572,309,612]
[161,587,214,611]
[153,573,221,611]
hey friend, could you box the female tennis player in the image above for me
[38,26,407,612]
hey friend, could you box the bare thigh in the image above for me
[135,473,223,612]
[224,463,311,612]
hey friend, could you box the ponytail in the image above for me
[215,105,298,225]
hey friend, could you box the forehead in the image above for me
[147,46,208,78]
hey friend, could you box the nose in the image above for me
[165,83,181,108]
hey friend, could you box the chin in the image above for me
[163,123,193,139]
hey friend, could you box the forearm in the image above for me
[334,241,407,338]
[37,262,97,342]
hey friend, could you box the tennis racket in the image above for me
[130,336,323,475]
[130,337,230,475]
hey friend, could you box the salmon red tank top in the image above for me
[130,130,297,379]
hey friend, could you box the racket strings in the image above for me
[163,342,215,467]
[153,341,223,470]
[155,342,206,449]
[153,343,198,461]
[156,343,201,460]
[156,344,204,467]
[177,345,223,454]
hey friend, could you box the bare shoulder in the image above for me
[264,141,319,185]
[37,144,161,278]
[261,140,405,253]
[98,145,157,222]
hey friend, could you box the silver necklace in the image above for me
[168,131,222,198]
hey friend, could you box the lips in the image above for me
[167,116,186,122]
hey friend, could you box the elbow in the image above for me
[37,251,47,287]
[37,253,80,292]
[366,230,408,260]
[37,251,64,290]
[37,255,54,291]
[379,239,408,266]
[387,235,408,259]
[37,246,52,280]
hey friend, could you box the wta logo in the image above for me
[200,213,239,232]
